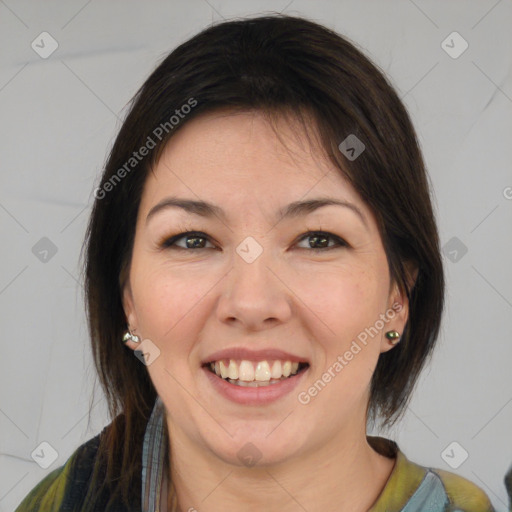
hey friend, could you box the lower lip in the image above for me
[201,366,309,405]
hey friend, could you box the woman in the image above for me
[15,14,495,512]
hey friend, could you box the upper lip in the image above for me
[202,347,309,365]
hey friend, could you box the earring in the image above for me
[385,330,401,345]
[122,328,140,344]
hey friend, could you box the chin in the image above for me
[201,427,308,469]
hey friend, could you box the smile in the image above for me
[204,359,310,387]
[200,348,310,404]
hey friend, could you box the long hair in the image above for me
[81,14,444,510]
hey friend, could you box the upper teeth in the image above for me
[209,360,301,381]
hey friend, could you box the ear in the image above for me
[121,280,140,351]
[380,262,418,354]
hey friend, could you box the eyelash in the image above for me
[158,229,348,252]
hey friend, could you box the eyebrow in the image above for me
[145,196,368,229]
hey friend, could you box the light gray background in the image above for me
[1,1,511,510]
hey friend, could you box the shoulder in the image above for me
[429,466,495,512]
[395,448,495,511]
[14,432,102,511]
[367,436,495,512]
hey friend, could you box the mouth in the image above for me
[202,359,310,388]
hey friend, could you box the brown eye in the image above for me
[159,230,347,252]
[296,231,348,251]
[161,231,214,250]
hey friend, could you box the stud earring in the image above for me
[122,328,140,344]
[385,330,401,345]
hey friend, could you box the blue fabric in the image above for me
[401,472,449,511]
[142,396,167,512]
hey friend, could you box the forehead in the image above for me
[139,110,371,222]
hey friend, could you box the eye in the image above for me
[296,231,348,251]
[159,230,348,252]
[160,231,215,250]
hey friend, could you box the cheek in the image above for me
[130,261,210,342]
[295,263,388,402]
[294,263,384,336]
[295,270,385,409]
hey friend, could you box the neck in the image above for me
[166,423,395,512]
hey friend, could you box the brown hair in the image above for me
[82,14,444,510]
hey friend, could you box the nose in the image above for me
[215,246,293,331]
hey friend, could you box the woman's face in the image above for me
[122,110,410,466]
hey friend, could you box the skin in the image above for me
[122,110,415,511]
